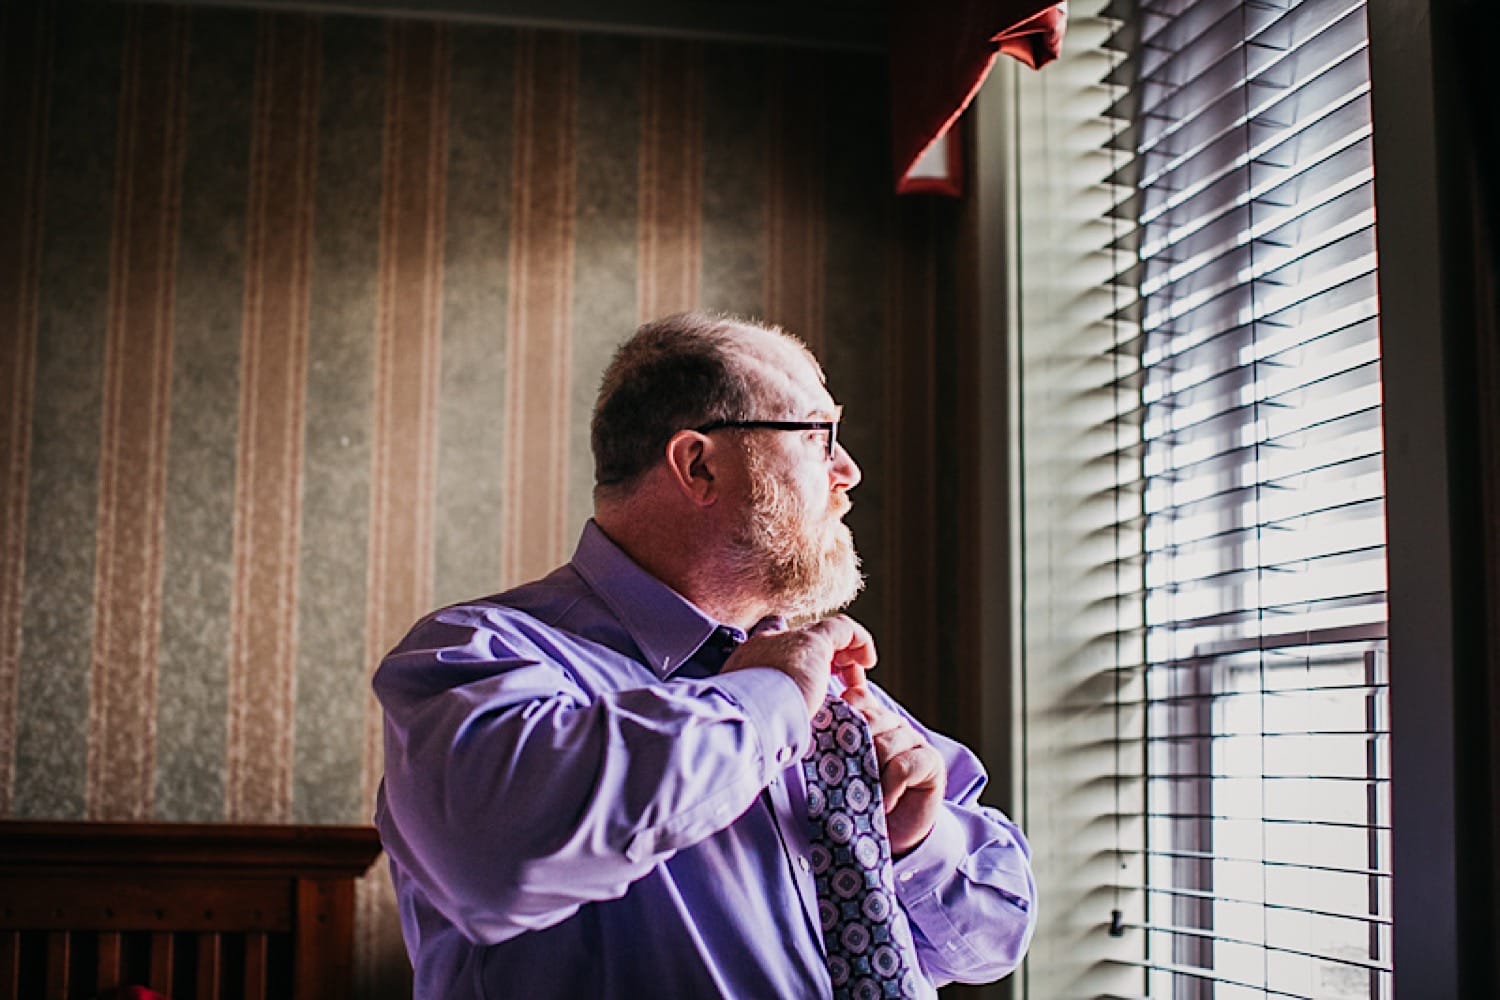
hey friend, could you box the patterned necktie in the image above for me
[803,696,919,1000]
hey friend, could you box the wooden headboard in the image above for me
[0,821,383,1000]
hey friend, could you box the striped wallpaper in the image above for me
[0,4,960,993]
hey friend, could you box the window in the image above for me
[1107,0,1391,994]
[1006,0,1391,996]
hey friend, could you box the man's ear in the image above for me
[663,430,719,507]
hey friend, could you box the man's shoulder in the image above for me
[420,600,556,641]
[420,562,581,623]
[417,565,594,646]
[373,568,628,701]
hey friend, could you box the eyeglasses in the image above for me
[695,404,843,461]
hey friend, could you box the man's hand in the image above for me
[721,615,876,718]
[839,666,947,857]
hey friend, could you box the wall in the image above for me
[0,3,961,992]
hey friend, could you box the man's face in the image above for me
[724,333,864,620]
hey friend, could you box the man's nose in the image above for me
[831,442,861,491]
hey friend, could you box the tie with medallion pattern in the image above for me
[686,627,920,998]
[803,695,920,999]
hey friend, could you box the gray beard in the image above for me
[729,450,865,621]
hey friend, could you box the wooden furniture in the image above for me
[0,821,382,1000]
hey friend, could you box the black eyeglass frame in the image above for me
[694,404,843,461]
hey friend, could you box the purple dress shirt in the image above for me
[374,521,1036,999]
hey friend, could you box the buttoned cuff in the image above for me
[707,668,813,779]
[891,807,967,902]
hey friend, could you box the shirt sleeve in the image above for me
[878,691,1038,985]
[372,607,810,946]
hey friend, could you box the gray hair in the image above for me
[590,312,812,500]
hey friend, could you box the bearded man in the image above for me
[373,312,1036,999]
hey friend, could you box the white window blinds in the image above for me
[1097,0,1392,995]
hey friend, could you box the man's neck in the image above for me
[592,512,768,631]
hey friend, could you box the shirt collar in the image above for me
[570,520,745,680]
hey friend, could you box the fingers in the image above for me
[882,742,946,855]
[837,684,890,723]
[815,640,945,854]
[719,615,878,720]
[879,740,944,810]
[836,661,868,690]
[810,614,877,671]
[840,691,915,788]
[835,687,945,838]
[720,628,830,719]
[862,712,937,809]
[748,618,787,639]
[810,615,875,689]
[869,716,924,761]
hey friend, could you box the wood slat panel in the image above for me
[197,931,222,1000]
[96,930,122,988]
[0,931,17,1000]
[149,930,173,992]
[44,931,67,1000]
[245,930,268,1000]
[295,878,355,1000]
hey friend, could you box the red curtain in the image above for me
[891,0,1068,195]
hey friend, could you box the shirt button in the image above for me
[899,870,915,883]
[798,856,811,873]
[775,746,793,766]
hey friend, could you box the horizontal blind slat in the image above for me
[1128,883,1391,923]
[1124,48,1370,195]
[1138,593,1386,633]
[1139,355,1380,448]
[1109,956,1350,999]
[1119,680,1388,708]
[1140,403,1382,492]
[1130,728,1388,744]
[1132,135,1373,250]
[1126,0,1369,152]
[1126,449,1382,526]
[1121,844,1389,874]
[1139,306,1377,404]
[1128,921,1393,971]
[1143,498,1384,563]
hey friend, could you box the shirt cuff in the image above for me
[891,806,967,903]
[705,667,812,779]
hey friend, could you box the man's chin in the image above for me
[747,500,863,620]
[804,544,865,620]
[818,579,864,619]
